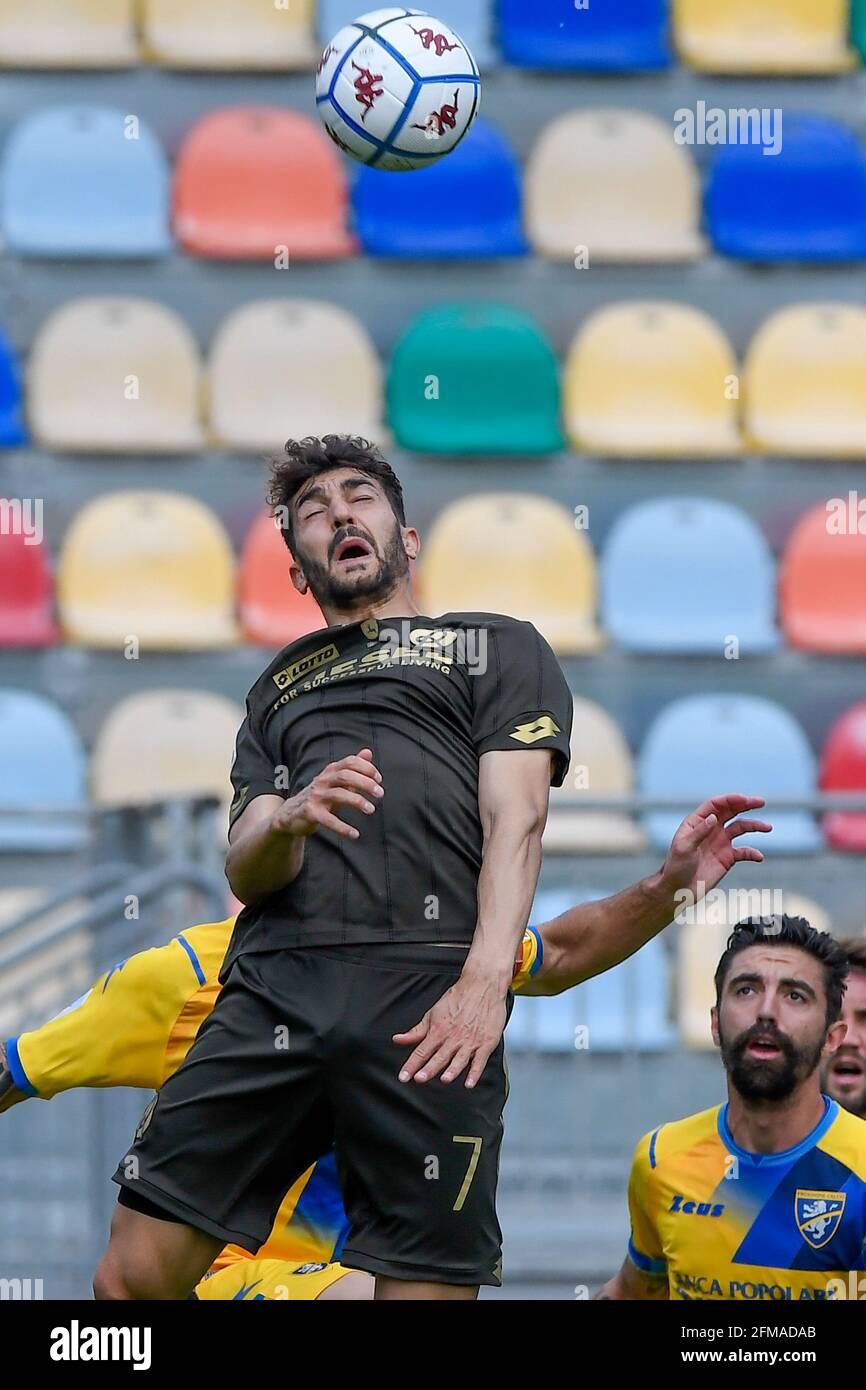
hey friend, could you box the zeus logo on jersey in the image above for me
[669,1195,726,1218]
[510,716,561,746]
[795,1191,846,1249]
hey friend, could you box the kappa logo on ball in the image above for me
[352,61,384,122]
[410,25,460,57]
[509,716,561,746]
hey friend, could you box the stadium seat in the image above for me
[706,113,866,262]
[1,106,170,257]
[0,0,139,68]
[779,502,866,653]
[0,691,87,851]
[143,0,317,70]
[0,525,57,647]
[0,328,25,445]
[91,690,244,831]
[544,697,646,854]
[239,511,326,648]
[353,119,526,259]
[497,0,670,70]
[744,304,866,457]
[820,703,866,852]
[318,0,496,68]
[207,300,383,451]
[639,695,821,855]
[677,891,832,1049]
[673,0,856,74]
[57,492,238,650]
[388,304,562,454]
[28,299,203,453]
[564,303,741,457]
[526,109,704,263]
[419,493,602,654]
[173,107,356,260]
[600,498,778,654]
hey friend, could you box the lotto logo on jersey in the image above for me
[795,1190,846,1249]
[273,644,339,691]
[509,716,561,746]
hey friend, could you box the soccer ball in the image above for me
[315,8,480,172]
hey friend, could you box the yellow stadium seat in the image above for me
[0,0,138,67]
[544,697,646,854]
[91,690,243,831]
[419,493,603,655]
[208,300,384,451]
[677,891,831,1049]
[744,304,866,457]
[28,298,203,453]
[565,302,742,457]
[143,0,317,69]
[58,492,238,650]
[674,0,856,74]
[526,109,705,263]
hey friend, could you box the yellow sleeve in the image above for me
[6,922,232,1099]
[626,1128,667,1278]
[511,925,542,995]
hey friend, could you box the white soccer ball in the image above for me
[315,8,481,172]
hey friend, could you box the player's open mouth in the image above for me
[746,1037,783,1059]
[831,1055,864,1082]
[333,538,374,565]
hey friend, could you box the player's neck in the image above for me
[319,585,421,629]
[724,1081,828,1156]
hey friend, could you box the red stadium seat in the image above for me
[239,511,326,647]
[173,107,357,260]
[779,501,866,653]
[820,702,866,851]
[0,523,57,646]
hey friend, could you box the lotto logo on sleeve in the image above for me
[509,716,561,746]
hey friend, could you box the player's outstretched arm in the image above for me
[226,750,384,907]
[595,1258,669,1301]
[520,794,771,997]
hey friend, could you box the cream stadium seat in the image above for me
[0,0,139,67]
[544,697,646,854]
[207,300,384,451]
[526,109,705,263]
[565,302,742,457]
[143,0,317,70]
[28,298,203,453]
[677,891,832,1049]
[91,690,244,831]
[674,0,856,75]
[419,493,603,654]
[58,492,238,649]
[744,304,866,457]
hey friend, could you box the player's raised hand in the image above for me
[661,794,771,903]
[271,749,384,841]
[393,971,508,1089]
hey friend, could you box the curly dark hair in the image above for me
[266,435,406,553]
[714,915,849,1027]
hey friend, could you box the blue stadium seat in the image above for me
[497,0,671,70]
[706,113,866,262]
[353,118,526,258]
[0,106,171,258]
[601,498,778,654]
[0,690,87,851]
[0,328,26,445]
[508,888,674,1052]
[639,695,821,854]
[317,0,496,67]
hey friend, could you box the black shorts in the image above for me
[112,944,512,1287]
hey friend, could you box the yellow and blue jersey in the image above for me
[628,1100,866,1300]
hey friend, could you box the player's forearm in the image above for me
[531,869,679,995]
[465,808,546,989]
[225,820,306,906]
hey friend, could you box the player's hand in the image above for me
[393,970,508,1089]
[271,749,384,841]
[660,794,771,902]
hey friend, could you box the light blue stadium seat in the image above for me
[1,106,171,258]
[0,691,87,851]
[317,0,497,67]
[706,113,866,262]
[507,888,674,1052]
[353,118,525,258]
[0,327,26,445]
[639,695,821,854]
[497,0,670,70]
[601,497,778,654]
